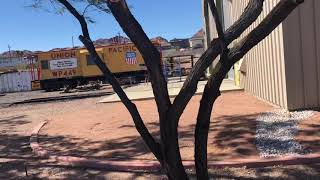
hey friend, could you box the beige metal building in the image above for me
[203,0,320,110]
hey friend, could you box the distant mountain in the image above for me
[47,36,131,52]
[151,36,169,43]
[0,35,181,56]
[0,50,33,58]
[94,36,131,46]
[191,29,204,39]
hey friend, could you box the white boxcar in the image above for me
[0,71,38,93]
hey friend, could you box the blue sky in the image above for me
[0,0,203,53]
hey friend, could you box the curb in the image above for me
[13,92,113,106]
[101,89,244,104]
[31,121,320,172]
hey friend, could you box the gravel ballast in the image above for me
[256,109,314,158]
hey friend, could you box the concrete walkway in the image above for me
[100,78,242,103]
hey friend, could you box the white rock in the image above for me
[255,109,314,158]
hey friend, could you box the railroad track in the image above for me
[9,91,114,106]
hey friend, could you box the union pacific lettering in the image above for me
[108,45,137,53]
[50,51,76,59]
[52,69,77,77]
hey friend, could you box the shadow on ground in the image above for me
[38,111,320,161]
[297,113,320,154]
[39,113,263,162]
[1,111,319,179]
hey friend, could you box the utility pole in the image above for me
[72,36,75,48]
[8,45,12,60]
[118,32,121,44]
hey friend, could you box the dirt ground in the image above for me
[0,84,114,107]
[0,96,103,179]
[297,112,320,154]
[38,91,273,162]
[1,161,319,180]
[0,91,319,179]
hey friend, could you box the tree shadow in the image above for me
[247,164,320,180]
[35,113,264,163]
[202,113,260,161]
[1,113,319,179]
[0,132,43,179]
[0,115,30,131]
[39,133,156,161]
[296,112,320,154]
[0,115,33,159]
[38,110,320,162]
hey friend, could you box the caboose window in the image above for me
[86,55,96,65]
[41,60,49,69]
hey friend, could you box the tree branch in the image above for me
[57,0,163,163]
[194,57,231,180]
[170,0,265,127]
[193,1,231,174]
[194,0,303,179]
[106,0,171,121]
[106,1,190,178]
[208,0,226,52]
[82,4,93,16]
[57,0,90,37]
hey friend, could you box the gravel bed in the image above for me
[255,109,314,158]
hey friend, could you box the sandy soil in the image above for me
[39,91,274,162]
[296,111,320,154]
[1,91,319,179]
[0,97,103,179]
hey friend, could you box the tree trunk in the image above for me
[107,2,189,178]
[56,0,163,164]
[161,118,189,180]
[194,87,217,180]
[55,0,305,179]
[194,63,231,180]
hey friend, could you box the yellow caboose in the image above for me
[37,49,82,90]
[78,44,146,78]
[37,43,149,91]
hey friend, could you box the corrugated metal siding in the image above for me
[0,71,39,93]
[315,0,320,109]
[203,0,320,110]
[283,0,320,110]
[202,0,220,76]
[225,0,288,108]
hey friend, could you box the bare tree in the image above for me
[38,0,304,179]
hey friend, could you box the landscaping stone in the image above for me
[256,109,314,158]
